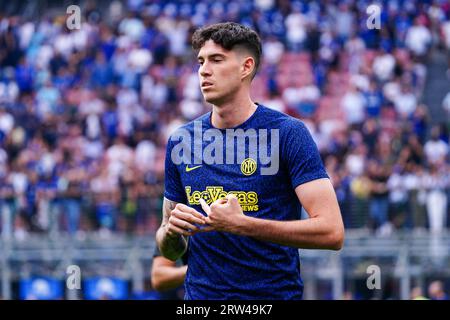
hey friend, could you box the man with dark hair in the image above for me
[156,22,344,300]
[191,22,262,80]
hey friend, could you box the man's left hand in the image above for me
[199,194,245,233]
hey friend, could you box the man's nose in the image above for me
[199,62,212,77]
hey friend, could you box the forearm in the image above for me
[152,265,188,292]
[156,227,188,261]
[232,215,343,250]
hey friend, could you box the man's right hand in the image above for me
[166,203,209,237]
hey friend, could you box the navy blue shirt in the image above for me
[164,104,329,300]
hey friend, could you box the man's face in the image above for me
[197,40,244,106]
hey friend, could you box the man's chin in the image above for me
[203,94,222,106]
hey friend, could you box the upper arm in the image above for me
[295,178,343,226]
[295,178,344,249]
[152,255,177,270]
[150,255,182,291]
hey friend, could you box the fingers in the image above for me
[172,208,205,225]
[168,216,200,234]
[225,194,238,205]
[199,198,211,215]
[167,203,210,236]
[167,223,195,237]
[175,203,206,221]
[167,216,215,236]
[206,198,228,210]
[197,225,215,233]
[201,195,238,217]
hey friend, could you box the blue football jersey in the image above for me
[164,104,329,300]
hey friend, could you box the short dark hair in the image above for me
[192,22,262,79]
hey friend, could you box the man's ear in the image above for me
[241,56,255,81]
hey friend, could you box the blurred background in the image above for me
[0,0,450,300]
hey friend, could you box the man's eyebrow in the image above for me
[197,53,226,60]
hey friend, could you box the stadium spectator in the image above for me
[424,126,449,166]
[410,286,428,300]
[367,159,390,231]
[428,280,448,300]
[423,164,449,233]
[405,17,432,60]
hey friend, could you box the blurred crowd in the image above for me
[0,0,450,240]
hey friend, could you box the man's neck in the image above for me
[211,97,257,129]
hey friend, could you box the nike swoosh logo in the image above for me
[186,165,202,172]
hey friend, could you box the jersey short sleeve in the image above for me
[282,120,329,189]
[164,137,187,203]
